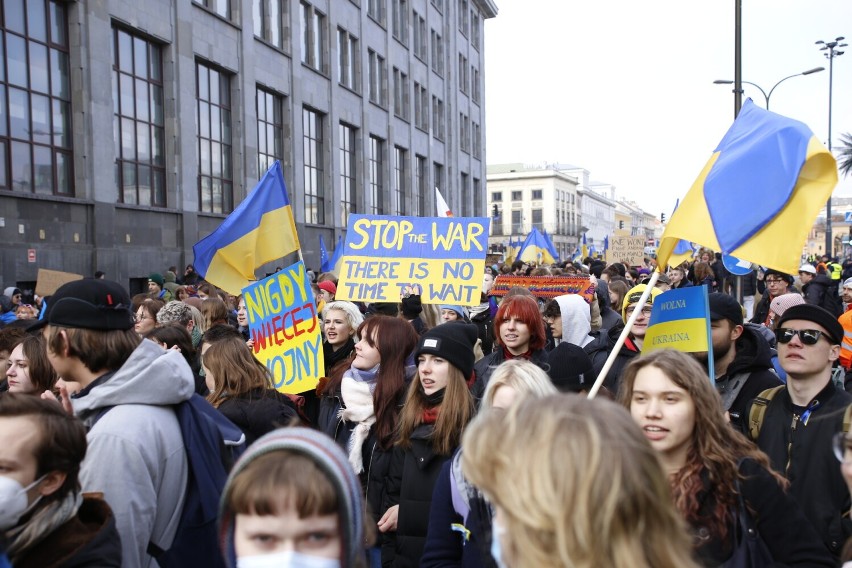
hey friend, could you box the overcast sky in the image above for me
[483,0,852,218]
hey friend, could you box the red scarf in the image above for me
[502,346,533,360]
[422,406,440,424]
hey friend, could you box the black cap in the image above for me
[776,303,844,345]
[29,279,134,332]
[365,302,399,318]
[415,322,478,380]
[708,293,744,326]
[763,269,794,286]
[546,342,594,393]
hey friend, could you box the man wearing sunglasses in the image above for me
[750,303,852,558]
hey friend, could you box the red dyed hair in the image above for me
[493,295,547,352]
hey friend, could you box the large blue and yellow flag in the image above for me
[643,286,712,369]
[542,229,560,261]
[193,161,300,295]
[517,227,556,265]
[323,235,345,277]
[656,99,837,275]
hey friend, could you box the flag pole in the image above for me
[587,270,660,399]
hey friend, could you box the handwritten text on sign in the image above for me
[242,261,324,394]
[606,236,646,267]
[336,215,490,306]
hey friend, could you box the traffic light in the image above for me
[492,204,500,219]
[619,220,624,230]
[661,212,666,223]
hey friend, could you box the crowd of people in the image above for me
[2,252,852,567]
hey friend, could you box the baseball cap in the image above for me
[708,293,744,326]
[29,279,134,331]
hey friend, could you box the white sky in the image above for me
[483,0,852,218]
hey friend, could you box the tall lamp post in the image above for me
[713,67,824,110]
[816,37,847,258]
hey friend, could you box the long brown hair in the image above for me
[203,335,272,407]
[618,349,784,542]
[396,363,474,456]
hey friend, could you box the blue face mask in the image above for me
[490,518,509,568]
[236,551,340,568]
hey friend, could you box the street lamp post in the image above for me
[816,37,847,258]
[713,67,824,110]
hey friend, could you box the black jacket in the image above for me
[382,423,454,567]
[469,303,495,355]
[217,388,298,446]
[752,381,852,556]
[715,325,782,433]
[471,348,549,401]
[583,325,640,394]
[804,273,843,317]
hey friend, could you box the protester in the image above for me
[0,326,27,392]
[0,394,121,567]
[218,427,370,568]
[833,430,852,565]
[13,304,37,320]
[5,335,58,396]
[156,300,202,348]
[201,296,229,331]
[400,294,428,337]
[595,279,622,331]
[144,323,205,396]
[751,269,795,326]
[607,279,630,311]
[322,300,364,376]
[541,294,594,349]
[621,349,833,566]
[801,263,843,316]
[840,278,852,389]
[147,273,172,303]
[439,305,469,323]
[0,295,17,325]
[134,298,164,337]
[462,394,700,568]
[234,295,250,342]
[182,264,201,286]
[317,280,337,304]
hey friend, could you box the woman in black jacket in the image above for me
[619,350,834,567]
[321,300,364,375]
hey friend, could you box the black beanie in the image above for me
[366,302,399,318]
[546,342,594,393]
[776,303,844,345]
[415,322,478,380]
[401,295,423,318]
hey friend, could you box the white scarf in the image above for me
[339,373,377,473]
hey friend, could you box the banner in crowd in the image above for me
[336,215,490,306]
[241,261,324,394]
[489,275,596,303]
[643,286,712,370]
[606,236,645,266]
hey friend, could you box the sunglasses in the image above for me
[833,432,852,464]
[775,328,825,345]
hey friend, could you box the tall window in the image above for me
[431,96,444,140]
[459,113,469,153]
[415,154,426,217]
[472,121,481,158]
[474,178,482,217]
[393,146,407,215]
[196,61,232,213]
[300,2,325,73]
[337,28,358,90]
[368,49,386,106]
[460,172,469,215]
[392,67,409,120]
[193,0,230,19]
[532,209,542,226]
[392,0,408,44]
[412,12,427,60]
[430,30,443,75]
[433,162,443,197]
[458,53,468,94]
[252,0,285,49]
[3,0,72,195]
[256,87,282,177]
[114,28,165,205]
[339,123,356,227]
[368,136,384,214]
[512,210,522,233]
[471,11,481,50]
[471,66,480,103]
[367,0,385,24]
[413,82,428,131]
[458,0,469,35]
[431,0,443,13]
[303,107,324,224]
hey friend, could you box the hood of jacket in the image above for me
[725,324,774,377]
[555,294,593,348]
[72,339,194,416]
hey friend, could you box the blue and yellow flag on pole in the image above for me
[643,286,712,369]
[517,227,556,265]
[656,99,837,275]
[193,161,300,295]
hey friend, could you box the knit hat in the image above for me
[148,272,165,287]
[769,293,805,318]
[776,303,843,345]
[365,303,399,318]
[440,305,469,320]
[3,287,21,298]
[157,300,192,325]
[164,271,177,283]
[318,280,337,296]
[28,279,134,331]
[621,284,662,320]
[844,278,852,290]
[545,342,594,393]
[763,269,794,286]
[401,294,423,318]
[415,322,479,380]
[218,428,364,568]
[708,293,744,326]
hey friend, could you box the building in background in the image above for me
[0,0,497,294]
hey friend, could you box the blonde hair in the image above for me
[480,359,556,410]
[462,395,699,568]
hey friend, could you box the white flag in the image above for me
[435,187,453,217]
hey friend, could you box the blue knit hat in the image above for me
[218,428,365,568]
[439,304,469,320]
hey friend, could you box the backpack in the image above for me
[747,385,852,441]
[94,394,246,568]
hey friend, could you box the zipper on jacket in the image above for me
[786,413,799,476]
[365,440,377,506]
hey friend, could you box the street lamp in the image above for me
[816,36,847,257]
[713,67,824,109]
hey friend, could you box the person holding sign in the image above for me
[620,350,833,566]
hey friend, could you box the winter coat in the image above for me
[595,280,623,331]
[13,496,122,568]
[470,348,549,401]
[583,325,640,393]
[216,387,299,445]
[70,341,194,568]
[382,423,455,567]
[554,294,594,348]
[752,381,852,556]
[804,273,843,317]
[469,303,495,355]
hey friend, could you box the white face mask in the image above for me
[237,551,341,568]
[0,474,45,530]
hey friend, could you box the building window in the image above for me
[532,209,542,226]
[471,10,480,49]
[512,210,522,233]
[300,2,325,73]
[431,0,443,13]
[303,107,324,224]
[460,172,469,216]
[252,0,285,49]
[368,49,386,106]
[491,191,501,201]
[337,28,359,90]
[474,178,482,217]
[471,66,480,103]
[413,82,429,131]
[367,0,385,25]
[472,121,481,158]
[193,0,230,19]
[368,136,384,214]
[458,54,468,94]
[392,0,408,44]
[394,146,407,215]
[196,61,232,213]
[3,0,72,195]
[430,29,443,76]
[412,11,427,61]
[532,189,542,200]
[433,161,443,197]
[458,0,469,36]
[431,96,444,140]
[392,67,409,120]
[256,86,283,178]
[459,113,470,153]
[511,190,522,201]
[113,28,165,205]
[415,154,426,217]
[340,122,356,227]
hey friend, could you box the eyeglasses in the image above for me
[775,328,825,345]
[625,306,653,317]
[833,432,852,463]
[135,314,151,323]
[765,278,786,284]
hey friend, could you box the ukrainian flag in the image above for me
[656,99,837,275]
[517,227,556,265]
[643,286,711,361]
[193,161,300,295]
